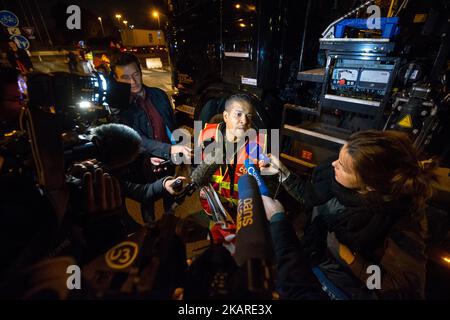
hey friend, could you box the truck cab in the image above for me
[167,0,314,130]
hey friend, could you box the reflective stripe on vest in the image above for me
[201,122,267,208]
[211,175,239,192]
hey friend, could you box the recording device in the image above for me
[170,178,184,193]
[157,159,172,167]
[12,71,132,173]
[27,72,130,117]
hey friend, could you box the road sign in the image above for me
[398,114,413,128]
[0,10,19,28]
[10,35,30,50]
[22,27,35,39]
[7,27,21,36]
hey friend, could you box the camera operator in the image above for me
[0,66,61,277]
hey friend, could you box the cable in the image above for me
[387,0,396,17]
[394,0,409,17]
[34,0,53,46]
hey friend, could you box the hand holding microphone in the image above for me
[261,195,285,221]
[265,154,291,181]
[164,176,187,195]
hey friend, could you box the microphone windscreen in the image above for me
[92,123,141,168]
[234,175,273,266]
[190,161,221,187]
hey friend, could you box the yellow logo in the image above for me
[398,114,413,128]
[239,166,248,174]
[105,241,139,269]
[237,198,254,232]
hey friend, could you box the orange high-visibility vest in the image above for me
[198,123,267,218]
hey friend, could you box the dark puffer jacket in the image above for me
[277,163,427,299]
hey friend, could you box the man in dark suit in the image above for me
[111,53,192,160]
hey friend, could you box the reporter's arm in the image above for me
[140,136,172,159]
[269,217,328,300]
[262,196,327,299]
[121,178,166,205]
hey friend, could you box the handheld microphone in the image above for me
[246,141,269,164]
[190,161,221,187]
[234,175,274,296]
[244,158,269,196]
[172,155,221,206]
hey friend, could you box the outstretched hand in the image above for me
[82,167,122,213]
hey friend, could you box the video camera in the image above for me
[20,71,131,166]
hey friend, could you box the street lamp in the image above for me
[115,14,122,25]
[97,17,105,37]
[152,11,160,29]
[123,20,128,28]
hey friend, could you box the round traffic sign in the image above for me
[0,10,19,28]
[10,35,30,50]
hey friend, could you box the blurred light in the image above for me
[130,25,135,29]
[4,130,17,137]
[17,75,27,95]
[239,23,246,28]
[115,14,122,19]
[235,4,241,9]
[146,57,163,69]
[78,101,92,109]
[97,17,102,22]
[248,5,256,11]
[123,20,128,25]
[99,74,107,91]
[153,11,159,18]
[443,257,450,264]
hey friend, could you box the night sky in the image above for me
[1,0,167,30]
[1,0,169,47]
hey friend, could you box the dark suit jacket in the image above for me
[119,86,176,159]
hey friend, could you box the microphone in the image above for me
[244,158,270,196]
[234,174,274,296]
[190,161,221,187]
[171,154,221,206]
[91,123,142,169]
[245,141,269,163]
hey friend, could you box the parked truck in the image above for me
[167,0,449,167]
[167,0,450,298]
[121,29,166,47]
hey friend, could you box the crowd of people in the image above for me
[0,51,442,300]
